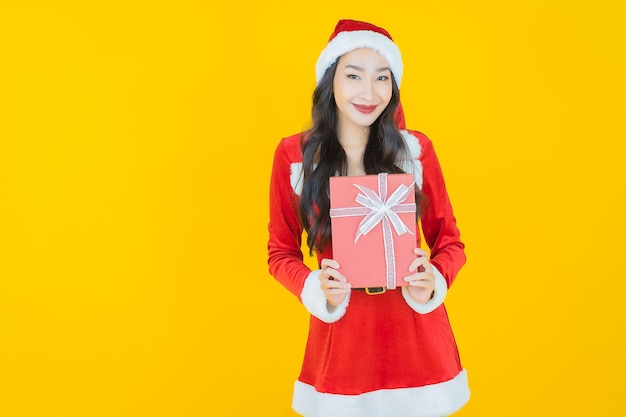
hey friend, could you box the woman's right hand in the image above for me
[319,258,351,306]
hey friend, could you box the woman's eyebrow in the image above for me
[344,64,391,72]
[344,64,364,71]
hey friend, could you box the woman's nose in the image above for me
[359,80,374,101]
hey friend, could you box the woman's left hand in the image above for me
[404,248,435,304]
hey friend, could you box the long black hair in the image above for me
[298,61,428,255]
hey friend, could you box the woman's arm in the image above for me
[267,137,311,300]
[267,136,351,322]
[418,133,466,288]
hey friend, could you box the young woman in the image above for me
[267,19,469,417]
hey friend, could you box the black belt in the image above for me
[357,287,386,295]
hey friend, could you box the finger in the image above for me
[320,258,340,270]
[326,268,349,283]
[325,287,351,295]
[320,274,351,289]
[404,271,435,283]
[408,255,428,272]
[406,277,435,288]
[413,247,429,257]
[325,277,351,289]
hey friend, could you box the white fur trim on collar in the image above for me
[316,30,404,87]
[290,162,303,196]
[399,130,423,190]
[289,131,422,195]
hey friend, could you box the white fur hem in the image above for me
[401,265,447,314]
[301,270,350,323]
[293,369,470,417]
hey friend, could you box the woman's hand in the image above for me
[404,248,436,304]
[319,259,351,307]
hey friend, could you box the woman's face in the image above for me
[332,48,393,133]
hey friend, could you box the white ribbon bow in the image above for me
[353,179,415,242]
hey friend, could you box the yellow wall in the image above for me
[1,1,624,415]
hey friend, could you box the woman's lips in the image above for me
[353,104,377,114]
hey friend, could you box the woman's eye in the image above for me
[347,74,359,80]
[378,75,389,81]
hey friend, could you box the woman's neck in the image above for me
[337,123,369,176]
[336,118,369,148]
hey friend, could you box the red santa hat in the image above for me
[315,19,404,87]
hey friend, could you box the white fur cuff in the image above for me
[301,270,350,323]
[401,265,447,314]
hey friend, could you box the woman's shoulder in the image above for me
[404,129,431,143]
[274,132,305,162]
[400,129,434,160]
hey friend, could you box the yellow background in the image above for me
[1,0,624,416]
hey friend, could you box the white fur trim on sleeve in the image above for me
[401,264,447,314]
[301,270,350,323]
[398,130,423,190]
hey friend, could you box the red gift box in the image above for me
[329,173,417,289]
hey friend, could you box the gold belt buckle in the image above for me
[364,287,386,295]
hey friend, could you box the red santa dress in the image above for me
[267,122,470,417]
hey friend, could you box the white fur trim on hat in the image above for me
[316,30,403,87]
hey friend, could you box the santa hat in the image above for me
[315,19,404,87]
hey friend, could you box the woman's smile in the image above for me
[352,103,378,114]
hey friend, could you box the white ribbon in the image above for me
[330,173,416,289]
